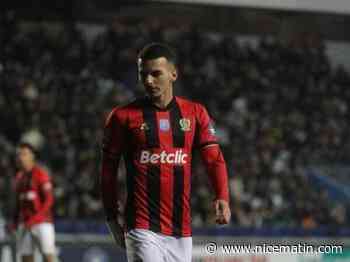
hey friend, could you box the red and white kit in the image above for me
[14,166,55,255]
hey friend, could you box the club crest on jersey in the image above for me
[140,122,149,131]
[179,118,191,131]
[159,119,170,131]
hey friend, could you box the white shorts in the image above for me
[17,223,56,256]
[125,229,192,262]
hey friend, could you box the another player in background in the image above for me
[100,43,231,262]
[10,143,55,262]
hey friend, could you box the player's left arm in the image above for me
[195,103,231,225]
[200,144,231,224]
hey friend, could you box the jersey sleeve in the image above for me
[26,168,54,227]
[194,103,230,202]
[200,145,230,202]
[102,108,126,158]
[100,107,126,221]
[194,103,218,148]
[37,169,52,192]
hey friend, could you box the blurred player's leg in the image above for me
[17,226,34,262]
[30,223,56,262]
[126,229,165,262]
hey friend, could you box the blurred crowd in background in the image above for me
[0,11,349,230]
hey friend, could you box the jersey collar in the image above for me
[146,96,177,111]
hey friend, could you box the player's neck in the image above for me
[22,163,35,173]
[152,88,173,109]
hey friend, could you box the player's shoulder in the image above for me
[33,165,50,179]
[175,96,208,113]
[106,97,146,124]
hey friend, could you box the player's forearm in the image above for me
[100,152,120,220]
[200,145,230,202]
[36,192,54,216]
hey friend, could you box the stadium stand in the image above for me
[0,10,349,236]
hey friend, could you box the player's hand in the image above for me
[214,199,231,225]
[106,220,126,249]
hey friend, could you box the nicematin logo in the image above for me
[140,150,188,164]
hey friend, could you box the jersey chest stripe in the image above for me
[169,100,185,235]
[147,165,161,232]
[142,105,161,232]
[142,107,159,148]
[172,165,184,236]
[169,101,185,148]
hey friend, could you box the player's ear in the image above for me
[172,70,177,82]
[170,65,177,82]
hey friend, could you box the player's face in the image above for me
[138,57,177,99]
[16,147,35,170]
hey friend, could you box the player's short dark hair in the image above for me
[138,42,177,67]
[18,142,37,157]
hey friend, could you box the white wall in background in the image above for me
[153,0,350,15]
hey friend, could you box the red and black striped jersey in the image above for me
[102,96,227,237]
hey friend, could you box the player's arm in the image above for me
[100,108,126,248]
[195,104,231,224]
[27,171,54,227]
[200,144,231,224]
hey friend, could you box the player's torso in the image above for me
[16,168,44,219]
[121,97,198,236]
[125,98,196,163]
